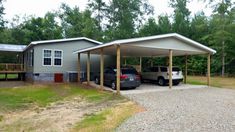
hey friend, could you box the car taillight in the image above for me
[135,74,141,80]
[120,75,128,80]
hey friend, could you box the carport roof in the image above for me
[74,33,216,56]
[0,44,26,52]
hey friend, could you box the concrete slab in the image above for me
[89,81,208,95]
[120,83,207,95]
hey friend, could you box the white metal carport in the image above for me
[74,33,216,94]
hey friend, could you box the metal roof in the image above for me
[0,44,26,52]
[24,37,102,51]
[74,33,216,55]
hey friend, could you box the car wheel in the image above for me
[111,82,116,90]
[158,77,165,86]
[95,77,99,84]
[173,81,180,85]
[141,78,145,83]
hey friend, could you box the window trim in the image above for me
[53,50,63,67]
[42,49,53,66]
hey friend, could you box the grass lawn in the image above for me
[0,84,140,131]
[0,84,116,112]
[0,74,18,79]
[187,76,235,89]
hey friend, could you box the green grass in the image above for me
[76,110,110,130]
[0,115,3,122]
[187,79,206,85]
[0,74,18,79]
[0,84,115,112]
[187,76,235,89]
[73,102,142,132]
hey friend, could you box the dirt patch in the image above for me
[0,81,29,88]
[0,96,124,132]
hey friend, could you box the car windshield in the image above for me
[160,67,181,72]
[173,67,180,71]
[160,67,168,72]
[113,68,138,74]
[121,68,138,75]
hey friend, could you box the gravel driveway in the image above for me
[117,87,235,132]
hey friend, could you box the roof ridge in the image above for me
[24,37,102,51]
[31,37,102,44]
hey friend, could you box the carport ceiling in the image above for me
[0,44,26,52]
[74,33,216,57]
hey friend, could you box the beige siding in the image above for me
[32,40,114,74]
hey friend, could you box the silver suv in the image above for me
[141,66,184,86]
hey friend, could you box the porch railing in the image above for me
[0,63,24,72]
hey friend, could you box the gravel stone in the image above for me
[117,87,235,132]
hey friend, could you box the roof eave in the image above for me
[24,37,102,52]
[173,34,216,54]
[73,33,217,55]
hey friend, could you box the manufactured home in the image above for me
[0,37,114,83]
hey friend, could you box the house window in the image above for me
[54,50,62,66]
[43,50,52,66]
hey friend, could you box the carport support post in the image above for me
[5,73,7,81]
[116,45,121,95]
[100,48,104,90]
[169,50,173,89]
[87,52,90,85]
[207,54,211,86]
[184,55,188,84]
[139,57,142,72]
[124,57,127,66]
[151,57,154,67]
[77,53,81,83]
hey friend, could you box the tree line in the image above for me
[0,0,234,76]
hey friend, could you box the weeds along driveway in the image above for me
[0,81,29,88]
[0,84,126,132]
[117,87,235,132]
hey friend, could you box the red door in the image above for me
[54,73,63,83]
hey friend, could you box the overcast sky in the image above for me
[3,0,213,21]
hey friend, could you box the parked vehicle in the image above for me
[141,66,184,86]
[94,66,141,90]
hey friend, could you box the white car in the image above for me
[141,66,184,86]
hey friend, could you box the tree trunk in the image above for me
[221,0,225,77]
[222,40,225,77]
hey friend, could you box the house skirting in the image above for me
[25,71,97,83]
